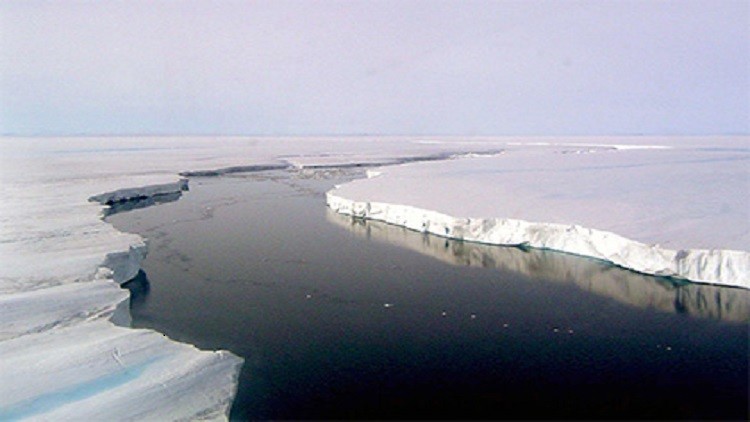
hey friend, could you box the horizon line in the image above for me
[2,133,749,138]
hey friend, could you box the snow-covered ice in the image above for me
[0,136,509,420]
[1,321,240,420]
[327,137,750,288]
[0,136,747,419]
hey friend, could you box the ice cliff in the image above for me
[89,178,189,205]
[327,139,750,289]
[1,136,747,420]
[327,211,749,322]
[1,176,243,420]
[0,136,514,420]
[327,195,749,288]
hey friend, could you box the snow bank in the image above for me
[327,138,750,289]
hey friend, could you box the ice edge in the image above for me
[89,178,189,205]
[38,148,504,420]
[326,192,750,290]
[85,178,244,420]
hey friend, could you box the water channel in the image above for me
[107,169,749,420]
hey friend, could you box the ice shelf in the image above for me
[326,211,750,321]
[327,137,750,289]
[0,136,512,420]
[0,136,747,420]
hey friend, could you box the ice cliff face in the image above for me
[327,211,749,321]
[0,136,512,419]
[327,139,750,290]
[327,194,749,288]
[1,177,243,420]
[1,136,747,420]
[89,179,189,205]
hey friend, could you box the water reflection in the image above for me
[328,211,749,323]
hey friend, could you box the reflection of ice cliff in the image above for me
[327,211,750,323]
[327,143,750,288]
[0,136,510,419]
[2,136,747,419]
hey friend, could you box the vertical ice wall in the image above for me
[327,140,750,289]
[0,136,504,419]
[1,136,746,419]
[0,178,243,420]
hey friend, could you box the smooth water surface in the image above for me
[109,169,749,420]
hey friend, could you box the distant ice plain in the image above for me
[0,136,747,419]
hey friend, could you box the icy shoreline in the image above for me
[326,138,749,290]
[327,193,749,289]
[89,178,189,206]
[326,211,750,322]
[1,136,747,419]
[90,181,191,285]
[0,136,517,419]
[2,177,243,420]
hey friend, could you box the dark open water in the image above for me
[108,169,749,420]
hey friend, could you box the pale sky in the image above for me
[1,0,748,136]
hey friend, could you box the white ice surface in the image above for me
[0,136,512,420]
[328,137,750,288]
[0,321,240,421]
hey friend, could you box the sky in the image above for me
[0,0,747,136]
